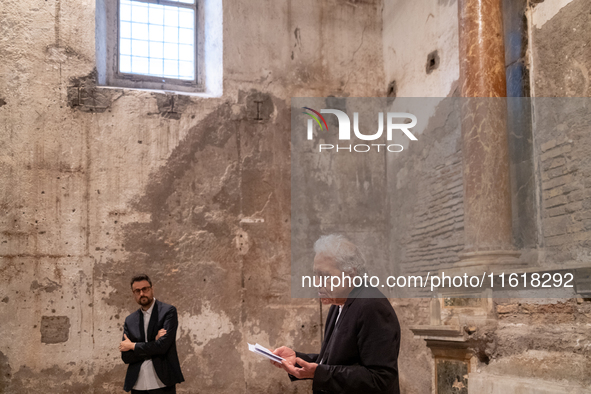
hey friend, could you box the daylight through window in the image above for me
[119,0,196,81]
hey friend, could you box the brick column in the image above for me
[457,0,519,267]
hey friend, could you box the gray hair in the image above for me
[313,234,367,275]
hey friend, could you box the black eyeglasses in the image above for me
[132,286,152,295]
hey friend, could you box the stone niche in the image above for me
[432,344,472,394]
[410,292,492,394]
[40,316,70,344]
[410,323,476,394]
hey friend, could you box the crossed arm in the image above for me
[120,307,178,364]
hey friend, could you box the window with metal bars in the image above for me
[118,0,197,82]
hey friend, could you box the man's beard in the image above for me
[139,296,153,306]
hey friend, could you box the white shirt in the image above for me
[133,299,166,390]
[335,305,343,325]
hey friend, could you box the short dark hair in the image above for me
[130,274,152,288]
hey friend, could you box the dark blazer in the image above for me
[294,286,400,394]
[121,299,185,392]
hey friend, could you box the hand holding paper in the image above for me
[248,343,285,364]
[262,345,317,379]
[270,346,296,367]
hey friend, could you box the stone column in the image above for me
[457,0,519,268]
[420,6,519,393]
[459,0,507,97]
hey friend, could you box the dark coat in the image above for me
[121,299,185,392]
[294,286,401,394]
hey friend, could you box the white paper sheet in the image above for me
[248,343,285,363]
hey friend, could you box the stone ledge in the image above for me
[409,325,465,342]
[469,372,591,394]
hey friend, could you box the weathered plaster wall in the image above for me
[530,0,590,98]
[0,0,385,392]
[382,0,460,98]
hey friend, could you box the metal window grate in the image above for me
[119,0,195,81]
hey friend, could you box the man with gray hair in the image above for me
[272,234,401,394]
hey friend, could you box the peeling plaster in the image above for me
[532,0,576,29]
[178,303,234,351]
[240,322,274,380]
